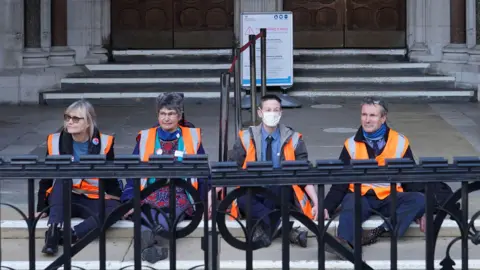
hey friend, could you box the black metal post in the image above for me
[461,181,469,270]
[63,179,73,270]
[28,178,35,270]
[317,184,325,270]
[170,179,177,270]
[133,179,142,269]
[219,72,230,162]
[390,183,398,270]
[281,186,290,270]
[354,183,363,269]
[425,183,435,270]
[249,34,257,125]
[260,28,267,97]
[234,47,242,135]
[99,179,107,270]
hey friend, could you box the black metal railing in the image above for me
[1,155,480,270]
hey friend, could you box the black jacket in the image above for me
[36,128,122,213]
[323,125,458,217]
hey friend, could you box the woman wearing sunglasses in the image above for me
[36,99,122,256]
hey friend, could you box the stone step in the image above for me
[1,218,477,239]
[83,67,430,78]
[40,83,474,105]
[1,237,480,269]
[59,76,455,90]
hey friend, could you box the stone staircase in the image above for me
[39,49,475,105]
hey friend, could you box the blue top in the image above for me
[261,126,281,168]
[72,141,89,161]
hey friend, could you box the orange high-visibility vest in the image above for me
[230,129,314,220]
[46,133,114,199]
[346,129,409,199]
[137,126,201,190]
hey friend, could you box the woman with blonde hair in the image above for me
[36,99,122,256]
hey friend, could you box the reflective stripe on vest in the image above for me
[47,133,113,198]
[231,129,313,220]
[346,129,407,199]
[138,126,201,190]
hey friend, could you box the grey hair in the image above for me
[64,99,97,138]
[155,92,184,115]
[361,96,388,116]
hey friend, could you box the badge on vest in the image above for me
[92,138,99,145]
[174,150,184,158]
[156,148,163,155]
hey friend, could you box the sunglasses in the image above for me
[64,114,84,123]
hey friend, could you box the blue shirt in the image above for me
[72,141,89,161]
[261,126,281,168]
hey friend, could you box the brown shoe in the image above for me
[325,237,353,260]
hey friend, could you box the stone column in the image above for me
[50,0,75,66]
[85,0,108,63]
[23,0,49,67]
[408,0,430,60]
[442,0,469,63]
[468,0,480,64]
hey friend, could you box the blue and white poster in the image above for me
[240,12,293,87]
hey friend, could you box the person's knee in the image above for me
[340,193,355,211]
[402,192,425,212]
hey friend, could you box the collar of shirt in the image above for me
[261,125,280,142]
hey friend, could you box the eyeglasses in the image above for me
[64,114,84,123]
[158,112,179,119]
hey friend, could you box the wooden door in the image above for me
[173,0,234,48]
[111,0,174,49]
[284,0,345,48]
[344,0,406,47]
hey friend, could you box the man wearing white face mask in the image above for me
[229,95,319,248]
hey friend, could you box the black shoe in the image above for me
[57,228,79,246]
[252,226,272,248]
[141,230,168,263]
[42,224,61,256]
[289,226,308,248]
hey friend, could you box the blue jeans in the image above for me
[337,192,425,245]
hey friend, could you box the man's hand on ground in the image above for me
[416,215,426,233]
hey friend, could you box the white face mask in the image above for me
[261,111,282,127]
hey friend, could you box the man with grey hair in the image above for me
[322,96,426,258]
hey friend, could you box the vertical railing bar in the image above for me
[211,185,219,270]
[28,178,36,270]
[281,186,290,270]
[133,178,142,269]
[246,188,253,270]
[461,181,469,270]
[317,184,325,270]
[63,179,72,270]
[425,182,435,270]
[390,182,398,270]
[99,178,106,270]
[169,179,177,270]
[353,183,362,269]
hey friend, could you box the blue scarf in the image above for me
[363,124,387,141]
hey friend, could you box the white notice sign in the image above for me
[240,12,293,87]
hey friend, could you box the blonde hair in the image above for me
[63,99,97,138]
